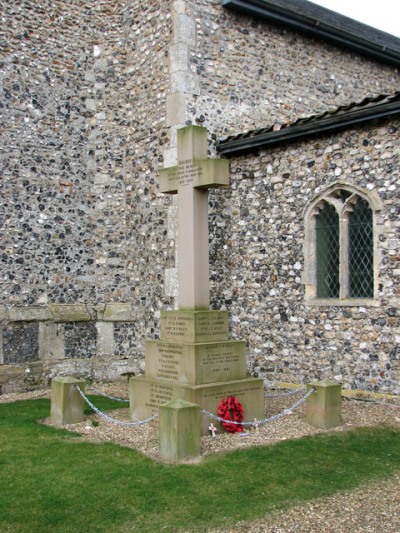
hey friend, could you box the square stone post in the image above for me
[159,399,200,462]
[306,379,342,429]
[50,376,85,426]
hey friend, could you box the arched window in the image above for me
[303,184,382,305]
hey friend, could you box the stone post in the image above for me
[159,399,200,462]
[306,379,342,429]
[50,376,85,426]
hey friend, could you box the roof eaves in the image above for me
[221,0,400,67]
[217,97,400,156]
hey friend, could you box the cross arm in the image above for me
[159,158,230,194]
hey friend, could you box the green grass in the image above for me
[1,398,400,532]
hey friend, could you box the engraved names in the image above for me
[145,338,246,384]
[145,382,173,413]
[201,383,262,400]
[163,313,194,339]
[161,310,229,342]
[197,314,227,337]
[157,343,181,380]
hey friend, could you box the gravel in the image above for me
[212,472,400,532]
[2,384,400,531]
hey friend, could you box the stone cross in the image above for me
[209,422,217,437]
[159,126,229,310]
[253,418,260,433]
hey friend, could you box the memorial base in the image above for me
[145,339,247,385]
[130,375,264,435]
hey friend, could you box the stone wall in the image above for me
[214,117,400,394]
[170,0,400,394]
[1,0,399,393]
[1,0,172,305]
[0,0,173,389]
[182,0,400,138]
[164,1,400,393]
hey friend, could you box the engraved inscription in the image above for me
[200,343,240,374]
[163,314,194,338]
[196,315,227,337]
[202,385,261,399]
[165,167,178,187]
[177,159,203,187]
[162,312,228,342]
[145,383,173,412]
[156,343,182,380]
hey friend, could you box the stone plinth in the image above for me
[0,364,24,394]
[306,380,342,429]
[159,399,200,462]
[145,339,247,385]
[161,310,229,343]
[50,376,85,426]
[130,375,264,435]
[147,310,245,385]
[0,365,24,385]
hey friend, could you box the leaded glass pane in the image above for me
[348,199,373,298]
[316,203,339,298]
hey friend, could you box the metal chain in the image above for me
[264,387,306,398]
[85,384,129,403]
[74,385,317,428]
[23,390,50,399]
[202,387,315,427]
[75,386,157,427]
[369,399,400,409]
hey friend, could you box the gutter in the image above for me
[221,0,400,68]
[217,98,400,156]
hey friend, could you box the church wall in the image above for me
[0,0,173,390]
[214,117,400,394]
[1,0,400,394]
[183,0,400,138]
[170,0,400,393]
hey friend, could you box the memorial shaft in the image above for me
[159,125,230,310]
[130,126,265,435]
[178,181,209,309]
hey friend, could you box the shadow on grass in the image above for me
[1,398,399,532]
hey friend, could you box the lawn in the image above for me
[1,397,399,532]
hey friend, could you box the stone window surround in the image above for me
[302,181,384,307]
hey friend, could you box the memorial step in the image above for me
[129,375,264,435]
[145,339,247,385]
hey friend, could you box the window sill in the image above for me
[304,298,379,307]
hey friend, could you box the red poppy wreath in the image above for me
[217,396,244,433]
